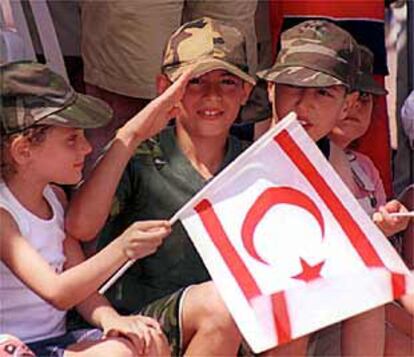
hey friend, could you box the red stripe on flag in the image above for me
[271,292,292,345]
[391,273,406,299]
[274,131,384,268]
[194,199,261,300]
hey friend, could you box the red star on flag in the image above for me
[292,258,325,283]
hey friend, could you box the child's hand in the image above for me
[102,314,167,355]
[117,67,195,146]
[120,220,171,260]
[373,200,410,237]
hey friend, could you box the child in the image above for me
[0,61,172,357]
[67,16,322,356]
[257,20,399,356]
[326,44,411,356]
[66,17,261,356]
[329,45,409,236]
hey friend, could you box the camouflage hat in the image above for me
[162,17,255,85]
[1,61,112,135]
[257,20,359,89]
[354,45,387,95]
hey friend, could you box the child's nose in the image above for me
[296,92,313,117]
[81,136,93,155]
[204,82,222,99]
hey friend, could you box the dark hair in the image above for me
[1,125,52,179]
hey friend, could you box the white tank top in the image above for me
[0,181,67,343]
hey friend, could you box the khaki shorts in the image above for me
[81,0,257,99]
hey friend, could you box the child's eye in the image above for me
[189,78,201,85]
[359,92,372,102]
[67,134,78,145]
[317,88,332,97]
[221,78,238,86]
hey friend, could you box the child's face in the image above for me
[29,127,92,185]
[269,83,355,141]
[329,92,374,148]
[172,69,252,138]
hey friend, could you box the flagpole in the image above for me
[389,211,414,218]
[99,214,182,294]
[99,259,136,294]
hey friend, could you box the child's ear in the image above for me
[267,82,275,104]
[340,91,359,120]
[267,82,279,125]
[9,136,32,165]
[156,74,172,95]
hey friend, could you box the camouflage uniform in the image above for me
[0,61,112,135]
[257,20,360,89]
[97,18,253,356]
[354,45,387,96]
[98,127,248,355]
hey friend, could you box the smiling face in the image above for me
[329,92,374,148]
[159,69,252,139]
[29,126,92,185]
[269,83,356,141]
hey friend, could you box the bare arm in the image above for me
[65,231,166,355]
[0,209,170,310]
[66,69,193,241]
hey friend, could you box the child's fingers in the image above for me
[132,220,171,231]
[104,328,120,338]
[372,211,384,224]
[137,316,163,333]
[123,331,146,355]
[378,205,392,219]
[174,65,196,89]
[129,228,171,243]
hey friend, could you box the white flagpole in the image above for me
[389,211,414,218]
[99,259,136,294]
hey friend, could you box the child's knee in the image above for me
[98,337,137,357]
[186,282,238,334]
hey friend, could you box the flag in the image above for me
[175,113,414,353]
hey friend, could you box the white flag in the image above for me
[175,113,414,353]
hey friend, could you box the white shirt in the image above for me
[0,182,66,343]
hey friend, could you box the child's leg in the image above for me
[65,332,170,357]
[181,282,310,356]
[181,281,241,355]
[261,335,309,356]
[28,328,169,357]
[341,306,385,356]
[64,337,136,357]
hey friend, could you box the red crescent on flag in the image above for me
[241,186,325,265]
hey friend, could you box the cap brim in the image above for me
[165,58,256,85]
[257,66,346,88]
[356,73,387,96]
[41,93,113,129]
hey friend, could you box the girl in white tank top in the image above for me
[0,62,172,356]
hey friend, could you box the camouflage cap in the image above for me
[162,17,255,85]
[1,61,112,135]
[354,45,387,95]
[257,20,359,89]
